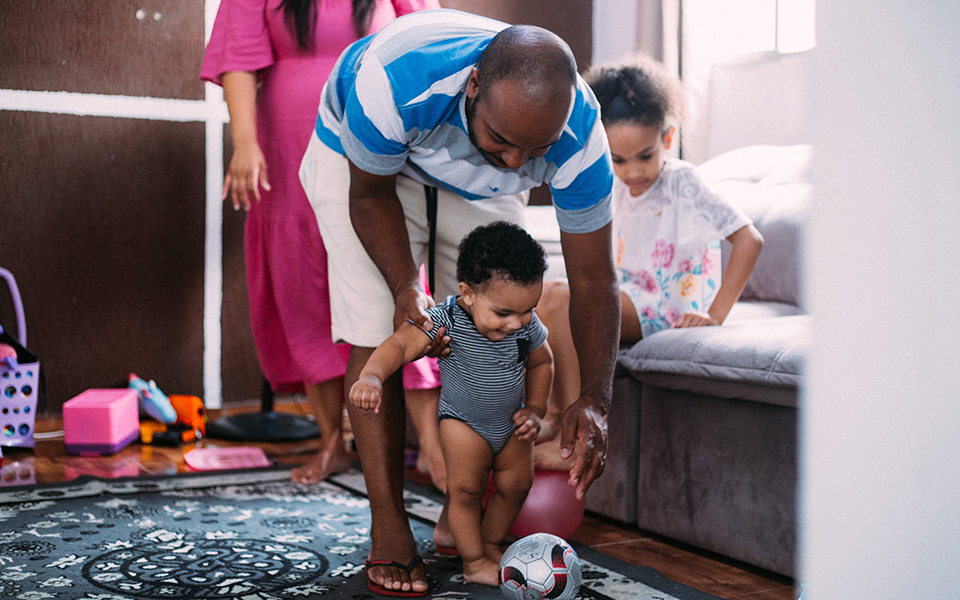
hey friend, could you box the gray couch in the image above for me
[571,144,812,578]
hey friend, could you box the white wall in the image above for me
[800,2,960,598]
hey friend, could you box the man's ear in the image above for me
[466,68,480,100]
[663,125,676,150]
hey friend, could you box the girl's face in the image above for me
[458,276,542,341]
[606,122,674,197]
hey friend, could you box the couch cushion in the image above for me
[699,144,812,308]
[617,314,809,407]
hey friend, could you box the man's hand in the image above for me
[393,288,450,358]
[558,397,608,500]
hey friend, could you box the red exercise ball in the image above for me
[484,468,586,541]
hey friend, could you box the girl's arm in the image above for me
[675,223,764,327]
[221,71,270,212]
[350,323,433,413]
[514,341,554,441]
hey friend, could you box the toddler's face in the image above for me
[458,276,543,342]
[606,122,670,197]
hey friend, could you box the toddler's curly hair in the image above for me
[457,221,547,289]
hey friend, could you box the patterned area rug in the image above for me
[0,467,721,599]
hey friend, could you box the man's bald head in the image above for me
[474,25,577,106]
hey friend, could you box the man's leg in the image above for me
[300,138,426,593]
[347,346,428,594]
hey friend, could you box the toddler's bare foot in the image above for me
[462,556,501,586]
[291,439,351,484]
[533,437,576,471]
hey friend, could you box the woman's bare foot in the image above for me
[462,556,501,586]
[533,436,576,471]
[291,438,351,484]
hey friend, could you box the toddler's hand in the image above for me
[349,375,383,414]
[672,311,718,328]
[513,408,542,441]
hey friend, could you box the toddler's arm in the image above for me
[514,341,553,441]
[673,223,764,328]
[349,323,433,414]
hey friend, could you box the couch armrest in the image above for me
[617,315,809,408]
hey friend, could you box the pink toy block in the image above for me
[63,389,139,455]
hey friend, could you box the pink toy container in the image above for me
[63,388,139,455]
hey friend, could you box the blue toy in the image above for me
[128,373,176,424]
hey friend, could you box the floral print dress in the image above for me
[614,158,751,338]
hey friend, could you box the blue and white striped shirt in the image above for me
[424,295,547,452]
[314,8,613,234]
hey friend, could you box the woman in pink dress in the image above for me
[201,0,441,485]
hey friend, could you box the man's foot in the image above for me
[291,439,351,484]
[461,556,501,586]
[533,436,576,471]
[416,445,448,494]
[366,552,428,596]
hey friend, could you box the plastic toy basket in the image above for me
[1,267,40,449]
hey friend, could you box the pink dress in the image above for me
[201,0,439,391]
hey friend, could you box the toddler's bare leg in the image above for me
[439,419,500,586]
[483,433,535,565]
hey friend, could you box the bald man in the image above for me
[299,9,618,596]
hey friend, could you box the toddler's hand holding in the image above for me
[672,311,718,328]
[512,408,543,441]
[349,375,384,414]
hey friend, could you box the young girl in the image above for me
[350,221,553,588]
[535,55,763,465]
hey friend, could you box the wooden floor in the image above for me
[3,400,797,600]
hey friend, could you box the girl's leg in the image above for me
[484,433,535,565]
[291,377,351,484]
[534,279,578,445]
[535,284,640,470]
[439,418,500,586]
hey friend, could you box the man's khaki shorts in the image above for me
[299,134,528,348]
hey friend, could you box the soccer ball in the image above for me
[498,533,581,600]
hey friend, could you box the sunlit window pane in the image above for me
[777,0,816,52]
[689,0,776,60]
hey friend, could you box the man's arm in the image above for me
[558,222,620,499]
[347,161,438,334]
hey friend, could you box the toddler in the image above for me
[350,221,553,587]
[535,55,763,464]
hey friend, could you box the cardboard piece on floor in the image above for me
[184,447,270,471]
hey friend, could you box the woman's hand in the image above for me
[223,140,270,211]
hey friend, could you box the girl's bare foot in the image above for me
[462,556,501,586]
[533,436,576,471]
[416,444,448,493]
[291,438,351,484]
[432,501,456,551]
[535,415,561,444]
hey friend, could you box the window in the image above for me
[685,0,815,61]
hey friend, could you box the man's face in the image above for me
[465,70,572,170]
